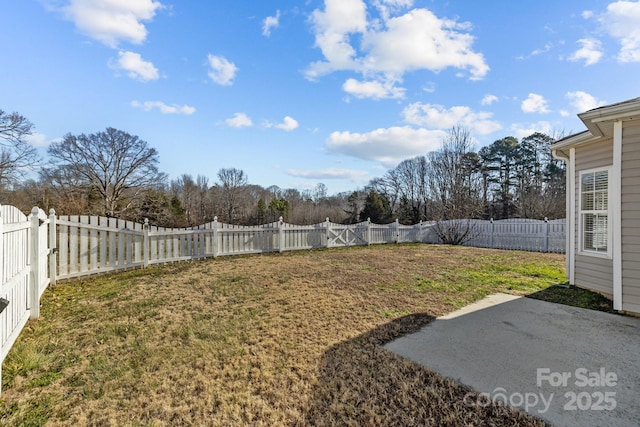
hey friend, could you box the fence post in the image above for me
[49,209,57,286]
[0,207,2,394]
[29,207,41,319]
[0,206,3,287]
[143,218,150,268]
[490,218,494,249]
[395,218,400,243]
[278,217,285,253]
[366,218,371,245]
[325,217,331,248]
[212,217,219,258]
[544,217,549,253]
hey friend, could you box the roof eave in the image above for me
[579,98,640,137]
[550,131,598,151]
[550,97,640,157]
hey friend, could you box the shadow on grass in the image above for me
[297,313,549,427]
[526,284,616,314]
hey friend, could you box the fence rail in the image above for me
[0,204,566,393]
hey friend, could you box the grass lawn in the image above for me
[0,244,575,426]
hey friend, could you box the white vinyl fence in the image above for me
[464,218,565,253]
[1,204,566,393]
[1,206,51,393]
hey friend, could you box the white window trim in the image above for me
[578,166,612,259]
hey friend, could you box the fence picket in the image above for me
[99,217,107,269]
[29,208,40,319]
[69,216,78,275]
[79,216,89,273]
[89,216,98,271]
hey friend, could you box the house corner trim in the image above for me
[568,147,575,285]
[613,121,622,310]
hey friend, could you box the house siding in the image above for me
[574,138,614,296]
[621,119,640,313]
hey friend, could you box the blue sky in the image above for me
[2,1,640,195]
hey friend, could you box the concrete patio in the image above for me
[385,293,640,427]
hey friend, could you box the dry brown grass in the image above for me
[0,244,565,426]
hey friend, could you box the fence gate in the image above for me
[327,223,368,247]
[0,207,29,393]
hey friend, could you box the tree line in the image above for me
[361,126,565,225]
[0,109,564,227]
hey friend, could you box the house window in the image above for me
[580,168,609,254]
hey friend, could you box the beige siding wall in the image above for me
[621,119,640,313]
[573,138,613,296]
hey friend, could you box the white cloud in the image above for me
[111,51,159,81]
[422,82,436,93]
[131,100,195,115]
[342,78,405,100]
[518,42,554,59]
[568,38,603,66]
[372,0,414,21]
[481,94,498,106]
[264,116,299,131]
[510,121,554,140]
[599,0,640,62]
[402,102,501,135]
[307,0,368,79]
[582,10,595,19]
[58,0,163,48]
[364,9,489,80]
[25,132,60,148]
[225,112,253,128]
[286,168,369,181]
[566,91,606,112]
[262,10,280,36]
[306,1,488,85]
[530,43,553,56]
[376,0,414,6]
[325,126,446,165]
[521,93,550,114]
[275,116,299,131]
[207,54,238,86]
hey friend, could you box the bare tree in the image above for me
[171,174,199,225]
[392,156,429,223]
[217,167,248,223]
[3,178,52,213]
[367,175,400,214]
[46,127,166,217]
[282,188,304,222]
[0,109,39,188]
[312,183,328,203]
[196,175,211,222]
[427,126,483,245]
[169,174,214,225]
[39,167,93,214]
